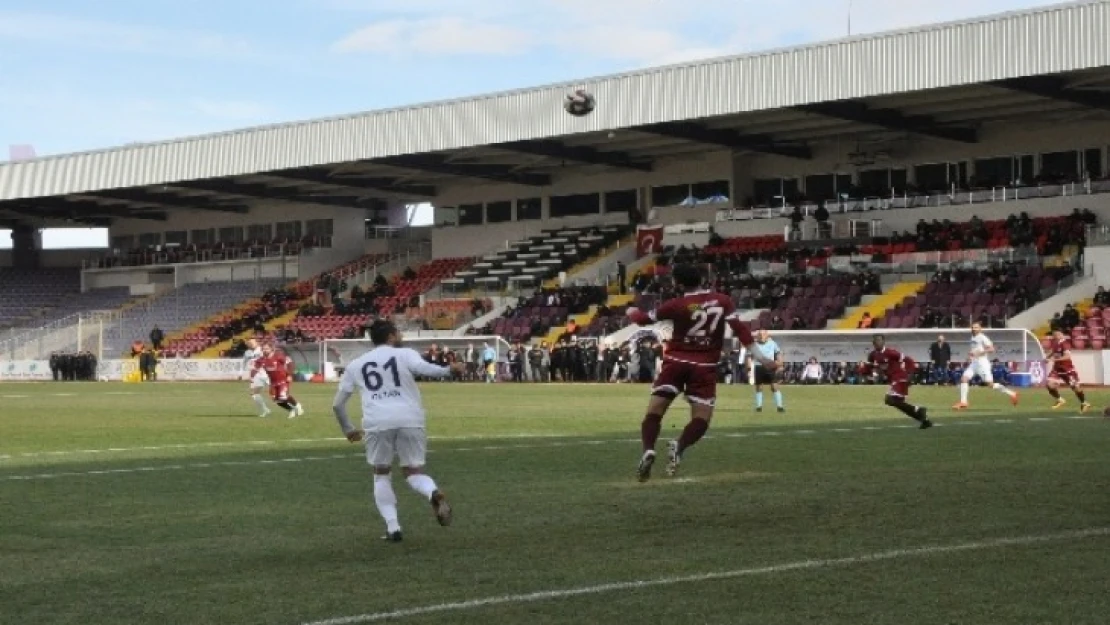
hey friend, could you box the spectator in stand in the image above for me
[150,326,164,350]
[1061,304,1081,331]
[1095,286,1110,308]
[858,312,874,329]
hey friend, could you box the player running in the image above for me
[953,322,1019,410]
[1045,329,1091,413]
[251,343,305,419]
[860,335,933,429]
[243,338,271,417]
[332,319,466,542]
[749,329,784,413]
[626,263,778,482]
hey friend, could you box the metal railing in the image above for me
[714,179,1110,224]
[83,241,328,270]
[0,310,122,360]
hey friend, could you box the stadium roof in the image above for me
[1,0,1109,226]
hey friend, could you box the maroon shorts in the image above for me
[651,358,717,406]
[887,377,910,398]
[270,381,291,401]
[1049,368,1080,386]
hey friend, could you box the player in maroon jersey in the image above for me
[252,343,305,419]
[626,264,777,481]
[859,335,933,429]
[1045,329,1091,413]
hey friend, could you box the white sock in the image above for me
[406,474,438,500]
[959,382,969,403]
[252,394,268,413]
[992,383,1015,397]
[374,475,400,533]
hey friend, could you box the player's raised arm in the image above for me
[725,311,776,368]
[403,348,458,378]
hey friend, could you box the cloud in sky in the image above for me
[0,0,1060,156]
[329,0,1056,66]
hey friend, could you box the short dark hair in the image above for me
[672,264,702,289]
[369,319,397,346]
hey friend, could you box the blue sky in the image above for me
[0,0,1056,157]
[0,0,1055,247]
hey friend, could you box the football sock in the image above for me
[1048,388,1061,399]
[676,418,709,454]
[1075,389,1087,402]
[641,413,663,452]
[287,395,299,406]
[773,390,783,408]
[276,401,293,411]
[252,394,268,413]
[374,475,400,534]
[755,392,764,408]
[991,383,1016,398]
[405,474,438,500]
[959,382,970,403]
[889,398,922,420]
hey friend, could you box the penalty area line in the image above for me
[300,526,1110,625]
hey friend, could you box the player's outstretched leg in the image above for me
[1071,384,1091,413]
[251,391,270,417]
[669,402,713,477]
[374,472,403,542]
[885,395,932,429]
[404,471,452,527]
[954,376,971,410]
[638,392,671,482]
[1047,384,1066,410]
[990,381,1019,406]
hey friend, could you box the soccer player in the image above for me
[749,329,785,413]
[252,343,305,419]
[860,335,933,428]
[1045,329,1091,413]
[626,263,778,481]
[953,322,1019,410]
[332,319,465,542]
[243,338,271,417]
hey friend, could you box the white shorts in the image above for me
[962,359,993,384]
[365,427,427,468]
[249,371,270,390]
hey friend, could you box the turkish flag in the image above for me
[636,226,663,258]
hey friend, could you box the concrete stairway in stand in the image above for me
[832,281,926,330]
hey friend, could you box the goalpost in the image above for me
[319,336,512,379]
[617,324,1047,368]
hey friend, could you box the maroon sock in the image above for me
[677,418,709,454]
[1048,388,1060,399]
[287,395,298,406]
[641,413,663,452]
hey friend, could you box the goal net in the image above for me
[319,336,511,379]
[617,325,1046,366]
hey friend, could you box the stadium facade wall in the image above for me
[83,256,297,290]
[1085,245,1110,285]
[0,248,105,268]
[431,212,629,259]
[2,1,1107,200]
[706,193,1110,240]
[108,201,367,251]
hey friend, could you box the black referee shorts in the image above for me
[753,366,777,386]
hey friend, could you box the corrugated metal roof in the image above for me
[1,0,1108,200]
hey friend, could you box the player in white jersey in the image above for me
[243,338,271,417]
[953,322,1019,410]
[332,319,466,542]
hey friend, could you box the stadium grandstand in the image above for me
[1,0,1110,384]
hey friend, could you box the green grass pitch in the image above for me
[1,381,1108,625]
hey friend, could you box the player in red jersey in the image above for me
[859,335,933,429]
[1045,329,1091,413]
[626,264,778,481]
[252,343,305,419]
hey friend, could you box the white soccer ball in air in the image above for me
[564,89,596,117]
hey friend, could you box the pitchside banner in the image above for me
[636,225,664,258]
[94,359,246,381]
[0,360,53,381]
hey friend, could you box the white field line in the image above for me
[0,416,1100,482]
[301,526,1110,625]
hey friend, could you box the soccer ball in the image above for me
[564,90,596,117]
